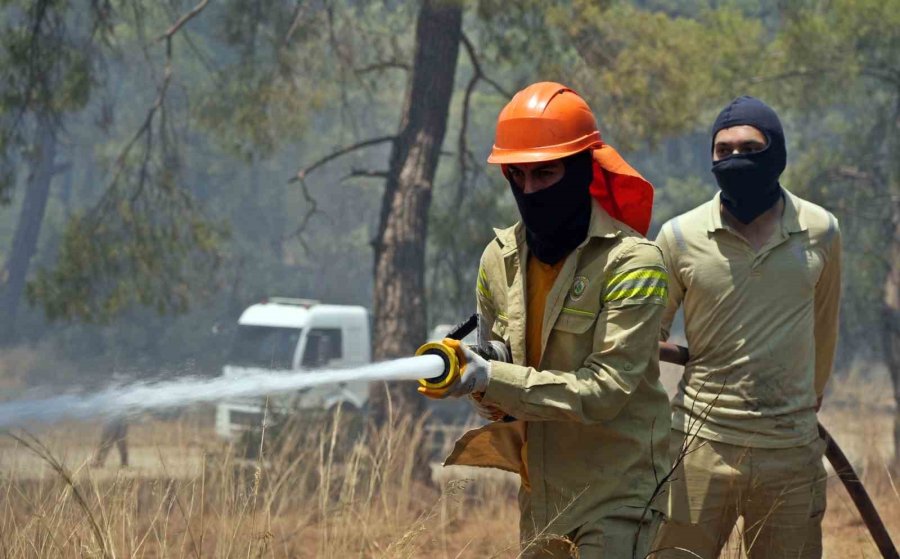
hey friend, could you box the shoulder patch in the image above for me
[570,276,589,301]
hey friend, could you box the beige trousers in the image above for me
[652,432,827,559]
[521,509,662,559]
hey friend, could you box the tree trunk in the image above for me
[883,199,900,469]
[0,118,58,345]
[59,158,75,217]
[882,100,900,469]
[368,0,463,423]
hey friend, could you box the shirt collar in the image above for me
[781,189,807,233]
[705,188,808,234]
[705,192,725,233]
[585,198,622,240]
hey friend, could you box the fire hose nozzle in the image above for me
[415,313,517,399]
[415,313,476,395]
[416,341,461,392]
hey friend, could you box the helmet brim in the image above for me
[487,138,602,165]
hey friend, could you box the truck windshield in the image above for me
[227,325,302,370]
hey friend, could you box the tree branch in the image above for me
[156,0,209,43]
[354,61,410,75]
[342,169,389,181]
[325,2,362,136]
[281,178,319,251]
[861,67,900,88]
[743,68,838,86]
[283,1,311,47]
[461,33,512,98]
[288,135,396,183]
[455,33,512,198]
[90,0,210,219]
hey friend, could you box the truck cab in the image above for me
[215,298,371,439]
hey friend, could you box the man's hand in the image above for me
[417,339,491,399]
[660,342,690,365]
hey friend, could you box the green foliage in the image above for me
[558,3,766,149]
[0,0,104,202]
[755,0,900,356]
[0,0,897,376]
[427,171,515,324]
[27,179,226,322]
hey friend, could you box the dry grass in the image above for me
[0,373,896,558]
[813,371,900,559]
[0,405,521,558]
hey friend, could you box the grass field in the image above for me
[0,369,897,558]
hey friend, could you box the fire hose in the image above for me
[818,423,899,559]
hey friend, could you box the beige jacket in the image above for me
[446,201,672,538]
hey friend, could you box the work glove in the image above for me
[417,338,491,399]
[471,340,511,364]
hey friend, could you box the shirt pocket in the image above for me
[554,306,599,334]
[545,306,599,370]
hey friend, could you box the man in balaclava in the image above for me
[418,82,673,558]
[652,96,842,558]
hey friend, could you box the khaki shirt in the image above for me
[656,190,841,449]
[447,201,672,538]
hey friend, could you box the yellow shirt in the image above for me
[526,255,565,368]
[656,190,841,448]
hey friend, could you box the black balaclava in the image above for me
[508,150,594,265]
[711,96,786,224]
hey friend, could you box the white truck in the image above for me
[215,298,371,439]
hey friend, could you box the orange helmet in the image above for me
[487,82,603,165]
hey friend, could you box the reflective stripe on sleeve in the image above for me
[477,266,493,299]
[604,267,668,304]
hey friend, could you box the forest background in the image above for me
[0,0,897,452]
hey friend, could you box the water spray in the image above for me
[0,355,449,429]
[0,315,482,430]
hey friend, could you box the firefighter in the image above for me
[420,82,672,558]
[91,372,132,468]
[652,96,841,558]
[92,416,129,467]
